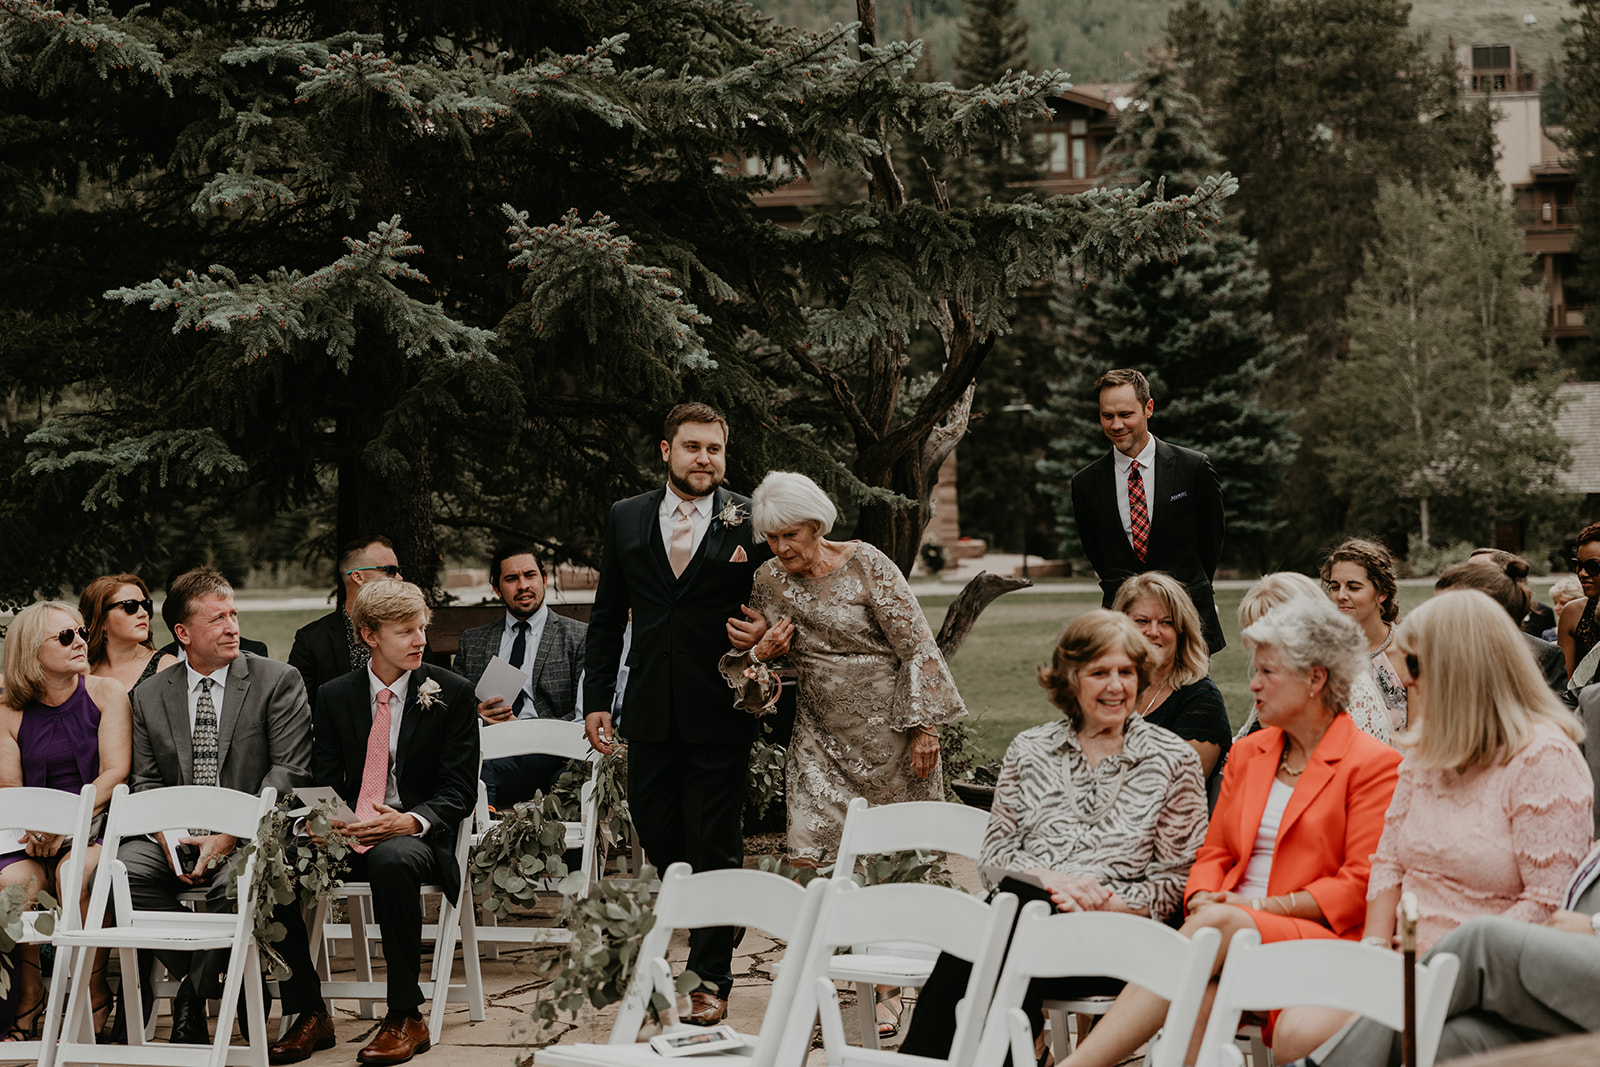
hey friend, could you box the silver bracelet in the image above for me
[1361,936,1390,948]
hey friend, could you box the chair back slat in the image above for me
[105,784,275,840]
[833,797,989,876]
[478,718,594,762]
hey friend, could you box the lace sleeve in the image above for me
[1502,736,1594,923]
[979,748,1024,869]
[1344,675,1393,746]
[1366,761,1413,899]
[859,545,967,731]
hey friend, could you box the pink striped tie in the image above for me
[351,687,393,854]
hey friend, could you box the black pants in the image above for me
[899,879,1124,1063]
[482,753,576,808]
[628,735,751,999]
[273,836,444,1015]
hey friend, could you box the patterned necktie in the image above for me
[508,620,530,716]
[669,499,695,577]
[1128,460,1150,562]
[190,677,219,834]
[352,687,394,854]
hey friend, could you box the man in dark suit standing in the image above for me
[1070,368,1227,653]
[455,544,587,806]
[287,534,401,707]
[583,401,773,1025]
[124,566,314,1045]
[267,579,479,1066]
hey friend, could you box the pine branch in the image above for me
[0,0,169,92]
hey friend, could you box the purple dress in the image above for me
[0,675,102,872]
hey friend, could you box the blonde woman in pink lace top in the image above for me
[1271,589,1592,1060]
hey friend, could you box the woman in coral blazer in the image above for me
[1061,595,1403,1067]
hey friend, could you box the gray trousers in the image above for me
[1314,916,1600,1065]
[121,837,239,997]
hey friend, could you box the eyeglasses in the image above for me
[109,598,154,617]
[345,565,402,578]
[50,627,89,648]
[1571,558,1600,579]
[1404,653,1420,680]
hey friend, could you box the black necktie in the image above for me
[509,620,530,716]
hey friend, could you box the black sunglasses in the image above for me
[51,626,89,647]
[109,597,154,617]
[1572,558,1600,579]
[1405,653,1420,680]
[345,565,403,578]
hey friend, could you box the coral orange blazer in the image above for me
[1184,712,1402,941]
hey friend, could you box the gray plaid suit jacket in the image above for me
[455,611,587,721]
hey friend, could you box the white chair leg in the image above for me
[1250,1032,1272,1067]
[427,897,462,1044]
[479,907,501,960]
[1047,1005,1071,1063]
[460,900,485,1022]
[243,943,268,1067]
[349,896,379,1020]
[854,980,879,1050]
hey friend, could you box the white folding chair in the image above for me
[532,861,830,1067]
[0,784,96,1067]
[53,783,276,1067]
[827,796,990,1048]
[972,901,1221,1067]
[808,878,1019,1067]
[1197,929,1462,1067]
[306,811,485,1044]
[473,718,601,953]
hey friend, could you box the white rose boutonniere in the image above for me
[416,677,443,711]
[715,500,747,529]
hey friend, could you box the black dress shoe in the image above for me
[170,990,211,1044]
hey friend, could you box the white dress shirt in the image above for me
[496,605,548,715]
[658,489,715,562]
[1111,434,1159,545]
[364,667,429,836]
[185,662,234,736]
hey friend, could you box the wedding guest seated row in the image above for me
[899,610,1208,1060]
[1556,520,1600,687]
[1322,538,1409,732]
[79,573,178,692]
[1233,572,1392,744]
[1436,554,1570,700]
[1060,595,1402,1067]
[0,601,131,1041]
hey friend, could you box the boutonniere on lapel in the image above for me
[416,677,443,711]
[713,500,748,530]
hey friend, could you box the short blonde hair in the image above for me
[1394,590,1582,771]
[350,580,431,643]
[1111,571,1209,688]
[1037,611,1154,729]
[1238,572,1325,629]
[1550,575,1583,608]
[3,601,83,708]
[1242,596,1366,714]
[750,471,838,539]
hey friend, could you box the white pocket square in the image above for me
[730,546,749,563]
[1169,491,1189,502]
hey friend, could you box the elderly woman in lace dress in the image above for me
[719,471,966,1036]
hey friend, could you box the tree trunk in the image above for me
[1418,495,1431,549]
[936,571,1034,661]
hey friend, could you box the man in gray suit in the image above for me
[454,544,586,807]
[1312,842,1600,1064]
[125,566,314,1044]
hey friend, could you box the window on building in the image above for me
[1069,119,1088,179]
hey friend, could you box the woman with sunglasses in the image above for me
[79,573,178,692]
[0,601,132,1041]
[1271,590,1590,1057]
[1557,521,1600,691]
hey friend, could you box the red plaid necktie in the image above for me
[1128,460,1150,562]
[351,687,393,854]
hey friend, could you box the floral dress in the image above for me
[720,542,966,861]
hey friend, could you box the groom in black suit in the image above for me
[1070,368,1227,652]
[583,401,773,1025]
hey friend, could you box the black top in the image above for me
[1145,677,1232,787]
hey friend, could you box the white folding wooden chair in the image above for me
[972,901,1221,1067]
[532,861,830,1067]
[306,811,485,1044]
[473,718,601,953]
[0,783,96,1067]
[53,783,276,1067]
[1197,929,1462,1067]
[827,795,990,1048]
[808,878,1020,1067]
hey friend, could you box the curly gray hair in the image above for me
[1241,595,1367,714]
[750,471,838,539]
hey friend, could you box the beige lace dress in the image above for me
[720,542,967,861]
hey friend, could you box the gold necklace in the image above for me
[1140,675,1172,717]
[1279,750,1308,778]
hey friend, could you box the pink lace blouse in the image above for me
[1368,725,1593,953]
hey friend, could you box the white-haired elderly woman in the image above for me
[1060,596,1403,1067]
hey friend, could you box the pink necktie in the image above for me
[1128,460,1150,562]
[669,499,695,577]
[352,687,393,854]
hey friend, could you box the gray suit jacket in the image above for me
[455,611,587,721]
[131,652,314,798]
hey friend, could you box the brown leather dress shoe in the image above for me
[357,1012,430,1065]
[685,991,727,1026]
[268,1010,336,1065]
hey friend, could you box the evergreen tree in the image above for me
[1314,174,1566,548]
[1039,56,1299,570]
[947,0,1046,203]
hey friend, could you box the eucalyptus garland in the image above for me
[0,884,57,997]
[743,729,786,822]
[468,792,575,921]
[757,847,955,889]
[227,800,353,978]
